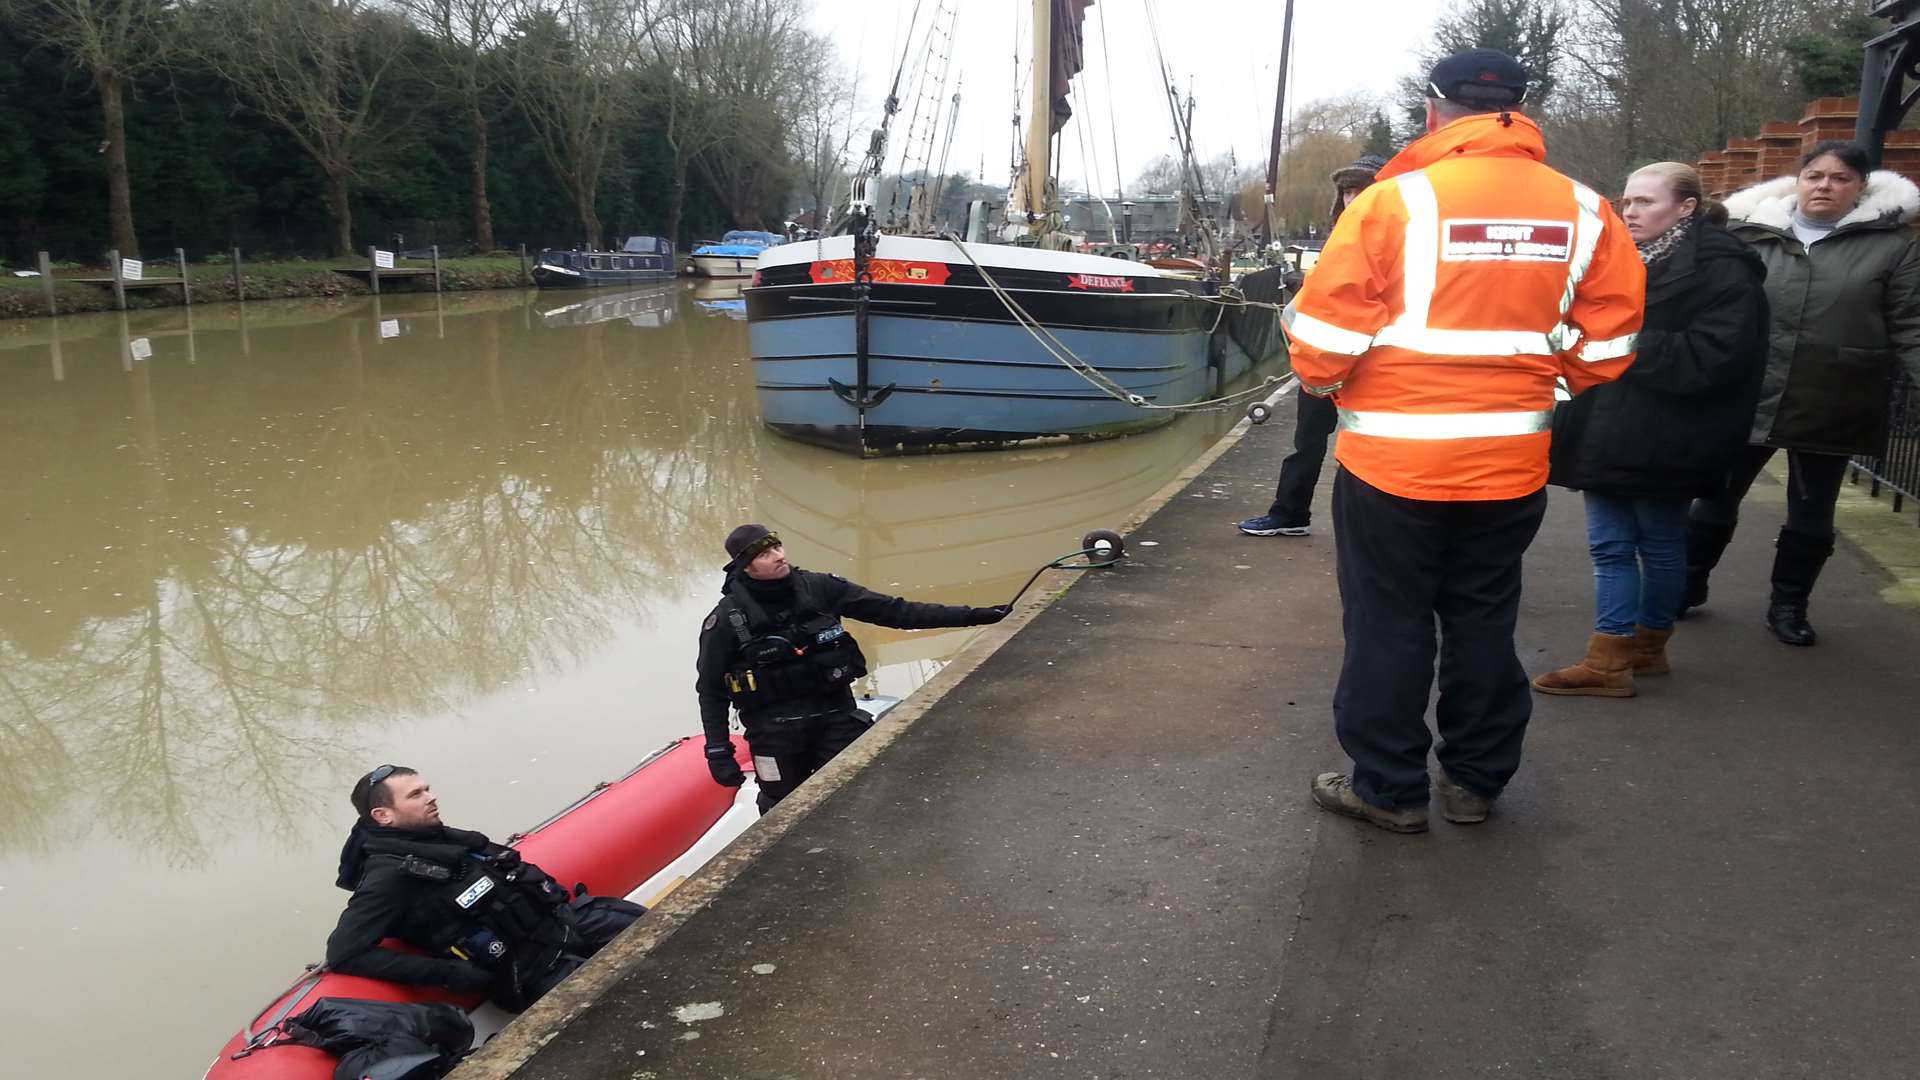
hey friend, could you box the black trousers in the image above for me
[744,706,874,813]
[1266,391,1340,524]
[500,895,645,1011]
[1689,444,1849,540]
[1331,468,1547,810]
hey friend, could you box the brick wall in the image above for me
[1693,97,1920,197]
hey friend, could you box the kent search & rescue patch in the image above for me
[1442,220,1573,263]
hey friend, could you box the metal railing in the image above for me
[1848,369,1920,525]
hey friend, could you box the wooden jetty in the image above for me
[62,248,193,311]
[331,245,442,294]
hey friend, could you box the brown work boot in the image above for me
[1531,632,1636,697]
[1310,773,1428,834]
[1631,624,1673,676]
[1435,773,1492,824]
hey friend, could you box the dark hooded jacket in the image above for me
[1723,169,1920,456]
[326,823,547,993]
[1549,221,1769,497]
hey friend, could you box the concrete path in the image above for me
[470,402,1920,1080]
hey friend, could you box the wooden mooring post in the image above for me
[431,244,442,292]
[176,247,191,306]
[107,249,127,311]
[519,243,529,286]
[232,248,244,301]
[367,244,381,296]
[37,251,55,316]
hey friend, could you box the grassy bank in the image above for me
[0,255,532,320]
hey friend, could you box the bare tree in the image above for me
[1273,131,1361,239]
[185,0,413,257]
[1552,0,1826,189]
[5,0,173,256]
[786,32,857,231]
[1131,155,1183,195]
[503,0,661,248]
[401,0,516,250]
[687,0,811,226]
[641,0,812,239]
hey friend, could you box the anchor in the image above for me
[830,378,896,409]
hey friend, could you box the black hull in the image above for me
[765,419,1166,457]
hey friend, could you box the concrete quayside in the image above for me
[455,392,1920,1079]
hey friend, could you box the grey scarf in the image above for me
[1636,215,1693,265]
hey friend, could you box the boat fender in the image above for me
[1082,530,1125,567]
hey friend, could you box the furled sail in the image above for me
[1048,0,1092,134]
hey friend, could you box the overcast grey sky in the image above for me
[807,0,1444,194]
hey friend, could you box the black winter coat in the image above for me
[1549,222,1769,499]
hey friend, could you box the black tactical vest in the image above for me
[719,574,868,715]
[367,836,571,972]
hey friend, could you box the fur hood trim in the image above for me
[1723,169,1920,232]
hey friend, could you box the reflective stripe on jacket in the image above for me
[1284,112,1646,501]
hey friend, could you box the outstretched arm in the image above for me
[822,575,1005,629]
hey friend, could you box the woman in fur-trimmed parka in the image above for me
[1687,141,1920,646]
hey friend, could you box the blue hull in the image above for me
[749,311,1213,453]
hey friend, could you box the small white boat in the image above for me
[690,230,783,278]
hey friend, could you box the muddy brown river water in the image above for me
[0,283,1250,1077]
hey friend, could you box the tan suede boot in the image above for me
[1631,625,1672,676]
[1531,632,1635,697]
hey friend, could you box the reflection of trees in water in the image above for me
[0,294,761,861]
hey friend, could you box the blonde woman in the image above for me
[1534,163,1768,695]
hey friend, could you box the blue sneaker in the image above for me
[1237,514,1311,537]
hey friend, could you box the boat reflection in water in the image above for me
[752,404,1240,694]
[535,284,679,328]
[689,277,747,320]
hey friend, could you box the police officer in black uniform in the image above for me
[698,524,1009,812]
[325,765,644,1011]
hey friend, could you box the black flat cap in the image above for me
[1429,49,1529,106]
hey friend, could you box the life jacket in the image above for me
[361,831,572,974]
[1283,112,1646,501]
[719,573,867,715]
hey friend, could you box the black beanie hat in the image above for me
[724,523,779,570]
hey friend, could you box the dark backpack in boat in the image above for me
[277,997,472,1080]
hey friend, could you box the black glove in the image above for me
[975,604,1011,625]
[705,743,745,787]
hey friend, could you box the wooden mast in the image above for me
[1019,0,1053,226]
[1263,0,1296,243]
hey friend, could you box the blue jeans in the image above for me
[1584,493,1689,635]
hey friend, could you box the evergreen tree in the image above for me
[1363,110,1396,158]
[1786,13,1881,100]
[1397,0,1568,141]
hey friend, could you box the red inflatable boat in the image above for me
[203,732,762,1079]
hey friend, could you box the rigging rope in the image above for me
[937,234,1288,413]
[1098,0,1123,202]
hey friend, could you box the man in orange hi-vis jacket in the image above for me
[1284,49,1645,834]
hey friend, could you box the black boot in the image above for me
[1766,527,1834,646]
[1682,519,1737,614]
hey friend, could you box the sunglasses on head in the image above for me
[364,763,398,794]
